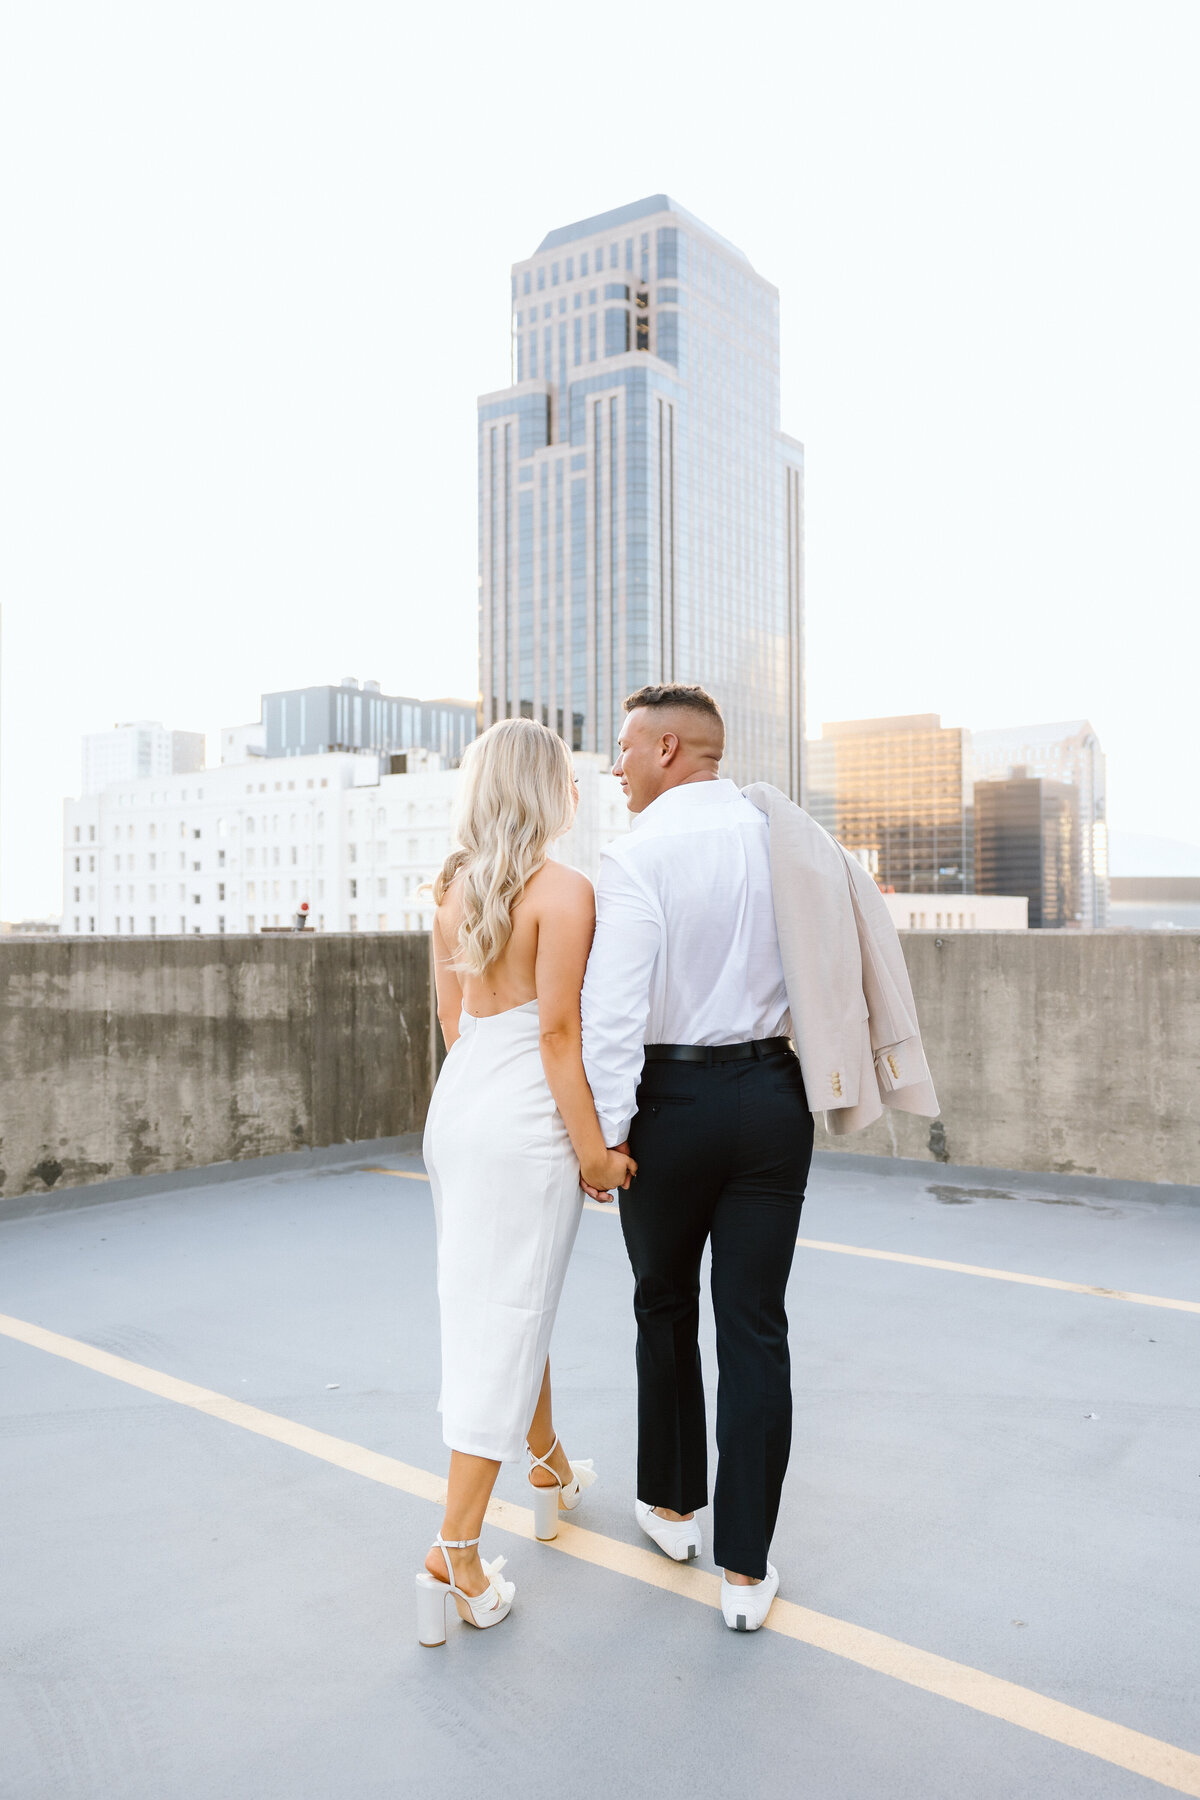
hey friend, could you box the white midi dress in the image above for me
[422,1000,584,1463]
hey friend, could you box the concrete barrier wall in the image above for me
[824,930,1200,1185]
[1,930,1196,1205]
[0,935,435,1206]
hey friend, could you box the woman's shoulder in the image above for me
[526,860,595,912]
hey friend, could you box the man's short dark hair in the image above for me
[623,683,724,729]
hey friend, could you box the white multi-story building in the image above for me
[883,893,1027,931]
[970,720,1108,927]
[219,721,267,765]
[61,751,628,936]
[81,722,206,796]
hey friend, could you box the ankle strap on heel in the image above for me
[527,1434,561,1483]
[432,1529,482,1586]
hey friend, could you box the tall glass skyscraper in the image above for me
[477,195,804,795]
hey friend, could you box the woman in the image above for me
[416,718,636,1646]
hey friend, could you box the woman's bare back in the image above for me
[438,860,590,1019]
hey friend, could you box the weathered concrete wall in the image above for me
[822,931,1200,1185]
[0,935,434,1206]
[2,931,1196,1205]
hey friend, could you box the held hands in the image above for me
[580,1141,636,1201]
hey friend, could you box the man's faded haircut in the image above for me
[623,682,725,748]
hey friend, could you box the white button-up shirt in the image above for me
[581,778,791,1146]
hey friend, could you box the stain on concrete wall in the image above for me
[0,934,435,1205]
[819,931,1200,1185]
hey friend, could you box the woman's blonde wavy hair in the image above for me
[433,717,576,975]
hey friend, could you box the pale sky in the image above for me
[2,1,1198,917]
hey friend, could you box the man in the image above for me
[580,683,811,1631]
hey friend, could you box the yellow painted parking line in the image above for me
[2,1309,1199,1796]
[793,1238,1200,1315]
[364,1166,1200,1313]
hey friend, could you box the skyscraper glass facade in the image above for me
[807,714,973,894]
[479,194,804,793]
[971,720,1107,926]
[974,773,1081,928]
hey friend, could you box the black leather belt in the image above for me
[643,1037,792,1065]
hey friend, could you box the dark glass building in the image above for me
[260,679,475,766]
[974,770,1081,928]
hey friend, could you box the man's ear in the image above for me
[659,731,680,765]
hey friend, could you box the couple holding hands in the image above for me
[417,683,936,1645]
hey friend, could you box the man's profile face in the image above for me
[612,709,665,814]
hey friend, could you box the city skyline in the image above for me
[3,6,1199,916]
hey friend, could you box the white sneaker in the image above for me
[721,1563,779,1632]
[634,1499,702,1562]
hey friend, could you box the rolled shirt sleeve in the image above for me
[581,849,662,1146]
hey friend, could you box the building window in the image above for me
[523,270,530,295]
[551,262,559,284]
[192,894,201,905]
[218,849,226,867]
[73,826,80,843]
[580,251,589,277]
[73,855,81,872]
[604,308,629,356]
[349,914,358,931]
[349,879,357,899]
[74,916,81,932]
[128,917,135,934]
[609,243,618,268]
[247,915,255,931]
[218,883,226,901]
[218,916,226,934]
[536,266,545,290]
[565,256,574,280]
[88,826,95,841]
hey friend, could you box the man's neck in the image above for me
[659,769,721,795]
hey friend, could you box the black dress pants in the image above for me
[621,1046,814,1579]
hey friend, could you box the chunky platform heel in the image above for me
[527,1435,598,1542]
[415,1533,515,1645]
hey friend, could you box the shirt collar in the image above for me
[630,777,739,831]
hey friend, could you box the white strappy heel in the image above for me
[416,1533,515,1646]
[527,1434,598,1541]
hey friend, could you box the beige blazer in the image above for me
[742,783,939,1136]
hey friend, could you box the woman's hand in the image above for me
[580,1146,637,1194]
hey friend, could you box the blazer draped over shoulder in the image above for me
[741,783,939,1136]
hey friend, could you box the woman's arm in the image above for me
[534,871,635,1192]
[432,905,464,1051]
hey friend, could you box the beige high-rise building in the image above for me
[478,195,805,795]
[807,714,973,895]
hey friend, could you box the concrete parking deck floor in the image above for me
[2,1149,1199,1800]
